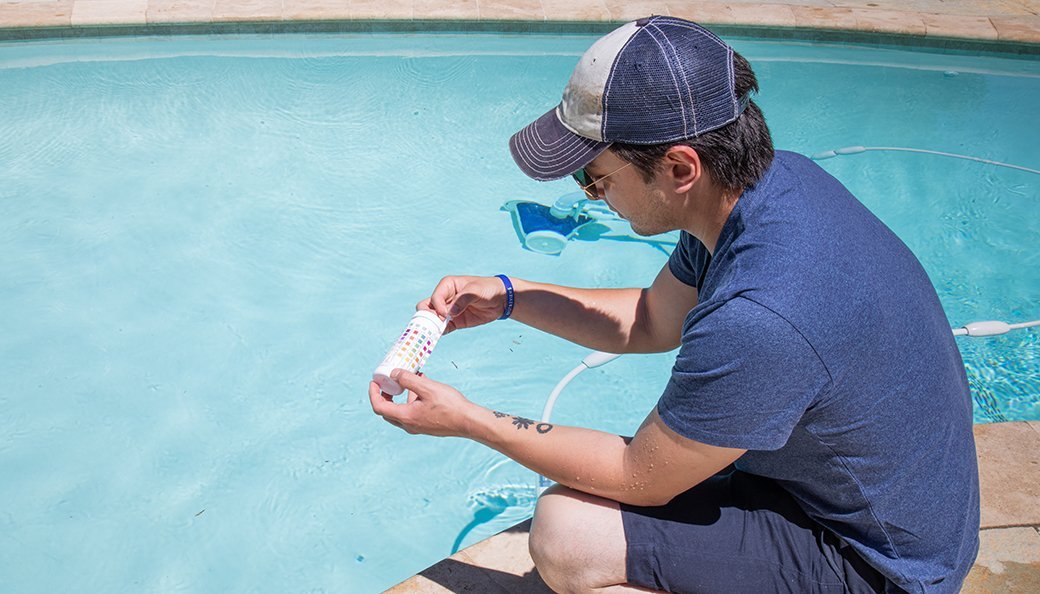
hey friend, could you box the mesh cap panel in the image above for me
[602,18,738,144]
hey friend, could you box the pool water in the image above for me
[0,33,1037,592]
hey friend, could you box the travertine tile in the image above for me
[847,8,926,35]
[666,2,734,25]
[709,0,833,6]
[791,6,861,31]
[146,0,214,24]
[388,520,550,593]
[282,0,352,22]
[72,0,147,25]
[1015,0,1040,15]
[210,0,281,22]
[963,527,1040,593]
[0,0,73,27]
[827,0,1026,17]
[350,0,412,20]
[974,421,1040,529]
[543,0,609,22]
[414,0,479,21]
[991,15,1040,42]
[602,0,669,22]
[920,12,1000,40]
[727,4,798,28]
[454,523,551,592]
[478,0,545,22]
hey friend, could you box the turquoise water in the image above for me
[0,33,1037,592]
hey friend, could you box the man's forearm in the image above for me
[462,403,660,506]
[507,278,664,353]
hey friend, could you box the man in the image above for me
[369,16,979,594]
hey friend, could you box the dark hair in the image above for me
[610,51,774,192]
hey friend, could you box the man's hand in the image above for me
[416,275,506,335]
[369,369,482,438]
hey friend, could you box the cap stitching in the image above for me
[521,132,589,166]
[656,20,739,133]
[726,46,738,118]
[528,124,590,156]
[648,22,695,137]
[513,126,607,175]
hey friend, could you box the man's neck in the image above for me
[684,185,741,256]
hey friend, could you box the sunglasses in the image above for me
[571,162,632,200]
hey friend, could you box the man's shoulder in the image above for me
[682,296,816,360]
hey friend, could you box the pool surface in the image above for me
[1,33,1038,592]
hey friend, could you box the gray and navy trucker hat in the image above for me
[509,16,748,181]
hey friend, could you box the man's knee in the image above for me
[529,484,626,592]
[529,485,575,569]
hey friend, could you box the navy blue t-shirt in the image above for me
[661,151,980,593]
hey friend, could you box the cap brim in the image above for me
[509,106,610,181]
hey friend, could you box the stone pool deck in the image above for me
[0,0,1038,50]
[390,421,1040,593]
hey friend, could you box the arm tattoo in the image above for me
[491,411,554,434]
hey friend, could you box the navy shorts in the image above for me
[620,468,894,593]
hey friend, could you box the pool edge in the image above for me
[0,17,1038,56]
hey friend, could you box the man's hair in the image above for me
[610,51,774,192]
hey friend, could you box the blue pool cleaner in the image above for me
[501,191,601,255]
[502,191,678,256]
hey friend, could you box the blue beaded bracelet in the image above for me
[496,274,515,320]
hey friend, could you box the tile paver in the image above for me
[963,527,1040,593]
[991,14,1040,42]
[146,0,214,25]
[976,422,1040,529]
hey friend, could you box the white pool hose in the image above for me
[952,319,1040,337]
[540,351,622,423]
[811,145,1040,176]
[536,351,621,492]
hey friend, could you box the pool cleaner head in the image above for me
[501,191,599,256]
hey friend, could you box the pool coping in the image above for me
[388,420,1040,593]
[0,1,1039,54]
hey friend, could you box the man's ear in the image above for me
[662,145,703,194]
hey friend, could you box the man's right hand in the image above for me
[417,275,508,335]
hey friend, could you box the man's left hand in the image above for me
[369,369,481,438]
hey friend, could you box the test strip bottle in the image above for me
[373,310,448,396]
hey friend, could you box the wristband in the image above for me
[495,274,515,320]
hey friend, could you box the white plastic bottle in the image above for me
[372,310,448,396]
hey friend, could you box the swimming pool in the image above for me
[0,33,1037,592]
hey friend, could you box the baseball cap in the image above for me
[509,16,750,181]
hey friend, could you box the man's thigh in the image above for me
[620,469,890,594]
